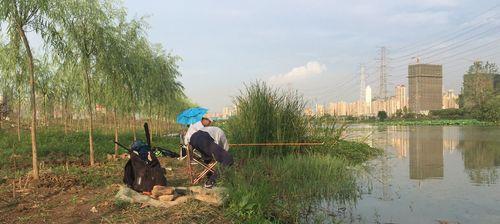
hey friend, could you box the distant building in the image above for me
[365,86,372,115]
[222,105,237,118]
[408,64,443,113]
[395,85,408,110]
[304,107,313,116]
[315,104,325,116]
[442,90,459,109]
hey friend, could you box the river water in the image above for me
[343,125,500,224]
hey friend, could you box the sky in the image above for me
[122,0,500,112]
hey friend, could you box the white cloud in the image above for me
[269,61,327,84]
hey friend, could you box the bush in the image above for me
[429,108,466,119]
[377,111,388,121]
[477,95,500,122]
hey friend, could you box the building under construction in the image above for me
[408,64,443,113]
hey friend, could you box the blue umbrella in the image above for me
[176,107,208,125]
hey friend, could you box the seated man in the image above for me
[200,126,229,151]
[189,129,233,188]
[184,117,212,144]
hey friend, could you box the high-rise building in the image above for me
[395,85,408,110]
[365,85,372,115]
[365,86,372,104]
[315,104,324,116]
[408,64,443,113]
[443,90,459,109]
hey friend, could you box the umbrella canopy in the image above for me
[176,107,208,125]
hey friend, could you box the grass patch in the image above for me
[223,154,359,223]
[0,127,180,169]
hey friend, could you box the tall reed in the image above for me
[227,81,308,155]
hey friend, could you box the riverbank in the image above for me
[357,118,496,126]
[0,127,380,223]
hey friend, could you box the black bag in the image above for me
[123,141,167,192]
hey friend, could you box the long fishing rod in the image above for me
[229,142,324,147]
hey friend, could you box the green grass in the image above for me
[222,154,359,223]
[0,127,180,171]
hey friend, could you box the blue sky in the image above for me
[123,0,500,112]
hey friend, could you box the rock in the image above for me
[115,185,227,208]
[152,185,175,198]
[158,194,175,202]
[90,206,98,213]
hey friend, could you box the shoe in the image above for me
[204,180,215,189]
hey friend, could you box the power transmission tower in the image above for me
[359,64,366,101]
[378,47,388,99]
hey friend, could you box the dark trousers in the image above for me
[190,131,233,182]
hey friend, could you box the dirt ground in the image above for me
[0,157,231,224]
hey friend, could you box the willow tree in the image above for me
[35,56,55,127]
[0,34,28,142]
[48,0,118,166]
[95,16,142,154]
[52,58,81,134]
[0,0,51,179]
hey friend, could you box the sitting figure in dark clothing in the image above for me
[189,130,233,188]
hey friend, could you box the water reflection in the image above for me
[408,126,443,180]
[344,125,500,223]
[459,127,500,185]
[363,125,500,183]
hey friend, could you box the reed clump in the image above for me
[222,81,380,223]
[227,81,308,156]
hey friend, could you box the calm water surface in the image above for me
[343,125,500,224]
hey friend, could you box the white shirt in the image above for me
[200,126,229,151]
[184,121,204,144]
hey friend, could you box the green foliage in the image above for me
[475,95,500,123]
[223,155,359,223]
[429,108,466,119]
[377,111,388,121]
[227,81,308,155]
[374,119,491,126]
[462,61,499,119]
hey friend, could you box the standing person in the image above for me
[189,129,233,188]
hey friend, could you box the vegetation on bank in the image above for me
[372,119,493,126]
[222,81,381,223]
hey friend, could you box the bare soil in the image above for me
[0,157,230,224]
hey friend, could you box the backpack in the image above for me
[123,140,167,192]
